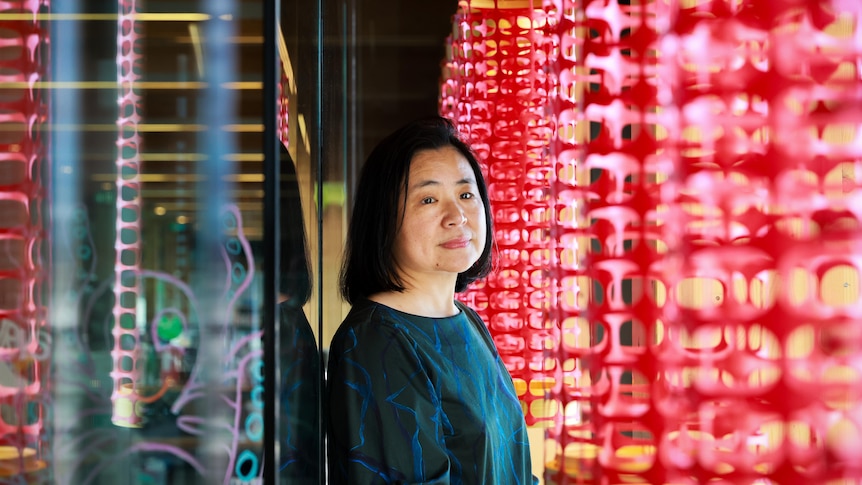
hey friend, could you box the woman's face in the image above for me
[391,146,487,286]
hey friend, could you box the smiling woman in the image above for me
[327,116,538,484]
[385,146,487,311]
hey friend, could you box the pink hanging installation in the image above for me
[442,0,562,427]
[655,0,862,483]
[550,0,663,482]
[111,0,148,428]
[0,0,49,478]
[277,61,289,146]
[443,0,862,483]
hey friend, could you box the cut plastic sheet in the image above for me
[442,0,862,483]
[442,0,564,428]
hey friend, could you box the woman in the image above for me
[327,116,537,484]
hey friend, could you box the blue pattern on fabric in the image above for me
[327,299,537,484]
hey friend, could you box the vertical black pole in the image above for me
[263,0,281,482]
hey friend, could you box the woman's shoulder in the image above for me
[339,298,397,327]
[329,299,406,348]
[452,299,497,354]
[327,299,429,370]
[452,300,487,332]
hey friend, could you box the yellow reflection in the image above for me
[142,153,206,162]
[278,27,297,96]
[222,82,263,90]
[224,123,264,132]
[91,173,265,183]
[188,23,205,78]
[225,154,264,162]
[298,113,311,153]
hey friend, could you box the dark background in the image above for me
[316,0,460,194]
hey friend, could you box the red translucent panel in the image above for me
[444,0,862,483]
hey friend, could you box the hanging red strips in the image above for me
[655,1,862,483]
[443,0,862,483]
[442,0,562,427]
[552,0,663,481]
[0,0,49,478]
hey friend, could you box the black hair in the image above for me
[339,115,493,304]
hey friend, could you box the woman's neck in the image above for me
[368,287,459,318]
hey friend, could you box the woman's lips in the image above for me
[441,237,470,249]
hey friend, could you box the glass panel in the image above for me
[33,0,323,483]
[280,1,325,481]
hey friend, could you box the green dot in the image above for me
[157,314,183,341]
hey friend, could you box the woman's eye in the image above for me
[421,197,435,204]
[460,192,474,199]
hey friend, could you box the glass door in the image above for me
[4,0,328,483]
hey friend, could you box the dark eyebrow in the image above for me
[409,177,475,192]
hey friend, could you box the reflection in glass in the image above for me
[40,1,322,483]
[276,147,319,483]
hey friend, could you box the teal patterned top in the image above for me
[327,299,536,484]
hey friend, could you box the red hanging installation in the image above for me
[656,1,862,483]
[442,0,562,427]
[554,0,663,481]
[277,46,290,147]
[443,0,862,483]
[0,0,49,479]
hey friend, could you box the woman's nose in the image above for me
[446,203,468,226]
